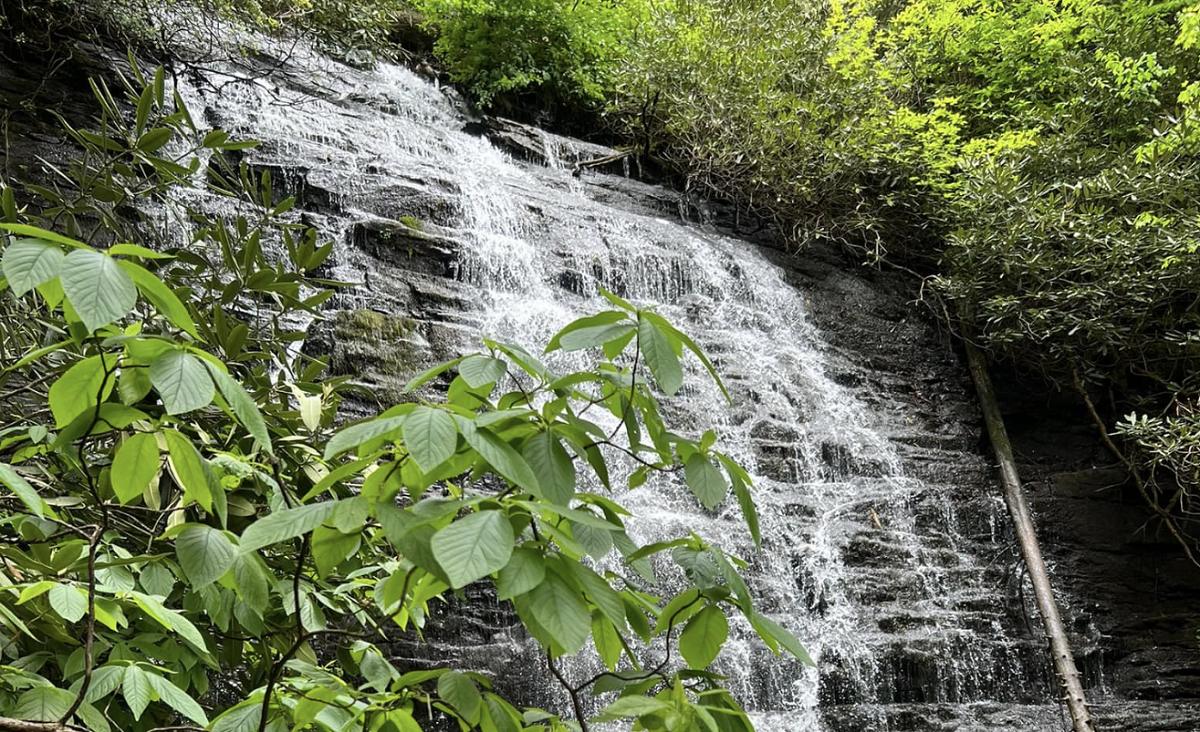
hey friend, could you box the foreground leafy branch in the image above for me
[0,64,810,732]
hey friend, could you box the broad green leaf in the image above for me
[402,407,458,472]
[749,612,815,666]
[0,223,88,249]
[560,323,636,352]
[163,430,212,511]
[643,312,730,402]
[685,454,728,509]
[546,311,628,353]
[324,416,406,460]
[84,665,126,703]
[75,702,111,732]
[139,563,174,597]
[593,696,672,722]
[240,501,339,553]
[496,547,545,600]
[204,362,271,451]
[177,525,237,587]
[12,686,75,722]
[150,350,215,414]
[312,525,359,578]
[60,249,138,332]
[146,671,208,724]
[592,613,623,671]
[2,238,64,297]
[233,554,271,613]
[116,260,198,338]
[108,243,173,259]
[431,511,514,589]
[528,572,590,655]
[679,605,729,669]
[122,665,152,720]
[48,583,87,623]
[49,354,115,427]
[212,700,262,732]
[638,318,683,395]
[459,355,507,388]
[458,421,541,495]
[0,463,46,518]
[112,433,160,504]
[403,356,465,393]
[521,431,575,505]
[128,591,208,651]
[438,671,482,725]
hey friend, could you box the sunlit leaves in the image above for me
[403,406,458,471]
[2,238,63,297]
[431,511,515,589]
[239,501,340,553]
[112,433,160,504]
[176,526,237,587]
[150,350,214,414]
[60,249,137,332]
[679,605,729,668]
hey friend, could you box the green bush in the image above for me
[414,0,646,110]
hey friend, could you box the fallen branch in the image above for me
[965,340,1094,732]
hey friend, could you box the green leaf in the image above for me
[593,696,672,722]
[2,238,64,297]
[75,702,111,732]
[112,433,160,504]
[239,501,339,553]
[108,243,174,259]
[60,249,138,332]
[163,430,212,511]
[122,665,153,720]
[641,312,729,401]
[685,454,728,509]
[48,583,87,623]
[211,700,262,732]
[324,416,406,460]
[116,260,198,338]
[679,605,729,669]
[458,421,541,495]
[0,223,88,249]
[150,350,215,414]
[177,525,237,587]
[521,431,575,505]
[403,356,465,392]
[233,554,270,613]
[749,612,814,666]
[496,547,545,600]
[0,463,46,518]
[546,311,628,353]
[128,591,208,651]
[438,671,482,724]
[560,323,636,352]
[402,407,458,472]
[48,354,115,427]
[204,362,271,451]
[146,670,208,724]
[459,355,507,388]
[528,572,590,655]
[139,563,174,597]
[592,613,623,670]
[431,511,514,589]
[638,318,683,395]
[12,686,75,722]
[84,665,126,703]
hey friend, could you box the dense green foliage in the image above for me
[0,65,810,732]
[412,0,646,111]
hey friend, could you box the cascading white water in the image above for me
[165,35,1063,732]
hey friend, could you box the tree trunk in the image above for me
[965,340,1095,732]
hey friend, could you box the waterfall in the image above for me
[165,36,1070,732]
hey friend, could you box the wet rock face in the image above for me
[6,38,1200,732]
